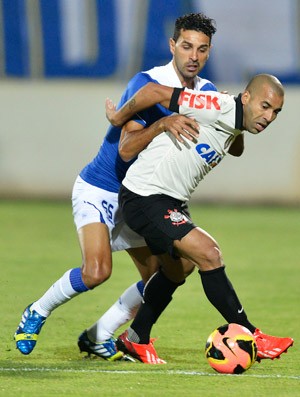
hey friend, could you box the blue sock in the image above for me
[136,280,145,296]
[69,268,89,292]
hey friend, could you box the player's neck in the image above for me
[182,79,194,89]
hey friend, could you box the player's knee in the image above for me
[201,245,223,270]
[81,259,112,288]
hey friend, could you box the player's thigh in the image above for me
[174,226,223,271]
[72,176,118,271]
[77,222,112,271]
[126,246,161,282]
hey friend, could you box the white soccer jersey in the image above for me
[123,89,245,202]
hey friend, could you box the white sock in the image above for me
[31,269,82,317]
[87,282,143,341]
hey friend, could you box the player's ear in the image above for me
[169,38,175,55]
[241,90,250,105]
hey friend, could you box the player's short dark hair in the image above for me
[173,13,217,43]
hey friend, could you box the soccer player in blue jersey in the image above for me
[14,13,218,360]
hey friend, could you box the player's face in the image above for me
[170,29,211,88]
[242,84,284,134]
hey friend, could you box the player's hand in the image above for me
[105,98,120,126]
[160,114,199,143]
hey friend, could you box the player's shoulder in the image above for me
[126,63,173,96]
[195,77,217,92]
[127,66,165,90]
[141,62,178,86]
[123,72,155,100]
[128,71,152,87]
[143,64,171,81]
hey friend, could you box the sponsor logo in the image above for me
[195,143,223,168]
[178,91,221,110]
[164,209,187,226]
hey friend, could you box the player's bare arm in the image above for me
[228,134,244,157]
[119,113,200,162]
[106,83,175,127]
[106,82,199,162]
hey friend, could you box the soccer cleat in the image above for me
[253,329,294,360]
[78,330,135,362]
[116,330,166,364]
[14,304,46,355]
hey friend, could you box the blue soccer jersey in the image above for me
[79,62,217,193]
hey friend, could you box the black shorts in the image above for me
[119,185,195,257]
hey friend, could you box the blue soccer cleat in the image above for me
[14,304,46,355]
[78,330,135,362]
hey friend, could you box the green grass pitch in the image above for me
[0,200,299,396]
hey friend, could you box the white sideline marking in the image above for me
[0,367,299,380]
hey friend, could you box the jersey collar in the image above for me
[234,94,243,130]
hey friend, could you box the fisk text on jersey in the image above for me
[178,92,220,110]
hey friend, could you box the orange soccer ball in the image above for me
[205,323,257,374]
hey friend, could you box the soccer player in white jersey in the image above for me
[104,74,294,363]
[14,13,218,361]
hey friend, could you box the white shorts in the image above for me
[72,176,146,252]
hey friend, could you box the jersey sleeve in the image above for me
[169,88,184,113]
[122,73,153,101]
